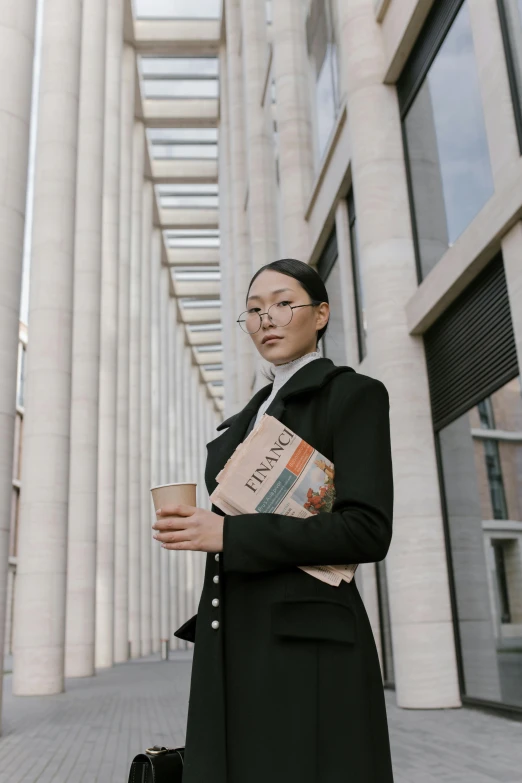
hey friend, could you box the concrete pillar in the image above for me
[168,304,181,648]
[159,266,171,656]
[12,0,82,695]
[170,317,184,651]
[218,45,239,417]
[179,346,191,633]
[65,0,108,679]
[271,0,314,261]
[224,1,254,406]
[174,317,184,485]
[150,227,161,654]
[0,0,37,709]
[128,121,144,659]
[466,1,522,376]
[114,44,135,664]
[240,0,278,271]
[96,0,124,671]
[168,299,177,483]
[336,0,460,709]
[139,180,153,657]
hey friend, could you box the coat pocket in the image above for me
[173,613,197,643]
[271,598,356,644]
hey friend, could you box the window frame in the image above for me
[496,0,522,153]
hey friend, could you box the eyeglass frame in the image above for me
[236,300,321,334]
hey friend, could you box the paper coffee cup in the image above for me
[150,482,197,512]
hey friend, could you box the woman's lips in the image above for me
[262,335,282,344]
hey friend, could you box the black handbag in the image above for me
[128,744,185,782]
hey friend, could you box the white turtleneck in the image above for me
[253,350,323,427]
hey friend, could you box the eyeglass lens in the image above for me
[238,302,293,334]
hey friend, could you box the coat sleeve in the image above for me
[221,378,393,574]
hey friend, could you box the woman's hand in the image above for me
[152,504,224,552]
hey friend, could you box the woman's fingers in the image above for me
[154,528,194,544]
[155,503,195,518]
[153,506,197,532]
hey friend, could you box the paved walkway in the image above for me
[1,652,521,782]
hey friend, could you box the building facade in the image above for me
[218,0,522,717]
[0,0,521,734]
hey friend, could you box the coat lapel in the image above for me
[205,358,355,497]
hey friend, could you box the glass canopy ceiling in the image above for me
[134,0,220,19]
[135,2,224,399]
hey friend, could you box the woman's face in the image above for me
[244,270,329,366]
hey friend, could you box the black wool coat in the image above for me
[174,357,395,783]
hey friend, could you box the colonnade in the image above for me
[0,0,218,712]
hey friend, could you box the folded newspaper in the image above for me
[210,414,358,587]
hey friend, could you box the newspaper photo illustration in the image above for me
[210,414,358,586]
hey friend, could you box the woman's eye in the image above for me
[247,308,260,314]
[277,300,291,307]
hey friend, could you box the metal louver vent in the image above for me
[424,254,519,432]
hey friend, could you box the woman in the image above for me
[153,259,395,783]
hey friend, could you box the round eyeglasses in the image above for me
[236,301,319,334]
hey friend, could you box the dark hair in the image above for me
[246,258,330,381]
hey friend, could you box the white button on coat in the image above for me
[215,553,220,561]
[213,574,219,584]
[212,598,219,607]
[211,620,220,630]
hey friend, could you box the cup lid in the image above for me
[150,482,197,490]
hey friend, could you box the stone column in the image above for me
[336,0,460,709]
[240,0,278,271]
[178,346,192,633]
[113,44,135,664]
[0,0,37,707]
[168,300,179,643]
[128,121,144,659]
[65,0,108,679]
[170,318,184,650]
[271,0,314,261]
[218,45,239,417]
[150,227,161,654]
[174,316,184,485]
[224,1,254,406]
[12,0,82,695]
[96,0,124,671]
[159,266,171,656]
[466,1,522,374]
[139,180,153,657]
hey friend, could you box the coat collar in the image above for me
[207,358,355,498]
[216,357,355,433]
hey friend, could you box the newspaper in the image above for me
[210,414,358,587]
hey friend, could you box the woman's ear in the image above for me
[316,302,330,330]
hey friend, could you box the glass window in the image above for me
[438,377,522,708]
[321,259,346,365]
[134,0,220,19]
[403,2,494,281]
[165,229,220,248]
[348,191,367,362]
[306,0,340,163]
[16,343,26,408]
[498,0,522,151]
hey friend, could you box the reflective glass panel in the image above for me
[134,0,220,19]
[320,259,347,366]
[141,58,218,77]
[144,80,218,99]
[306,0,340,163]
[166,229,220,248]
[438,376,522,707]
[403,1,494,280]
